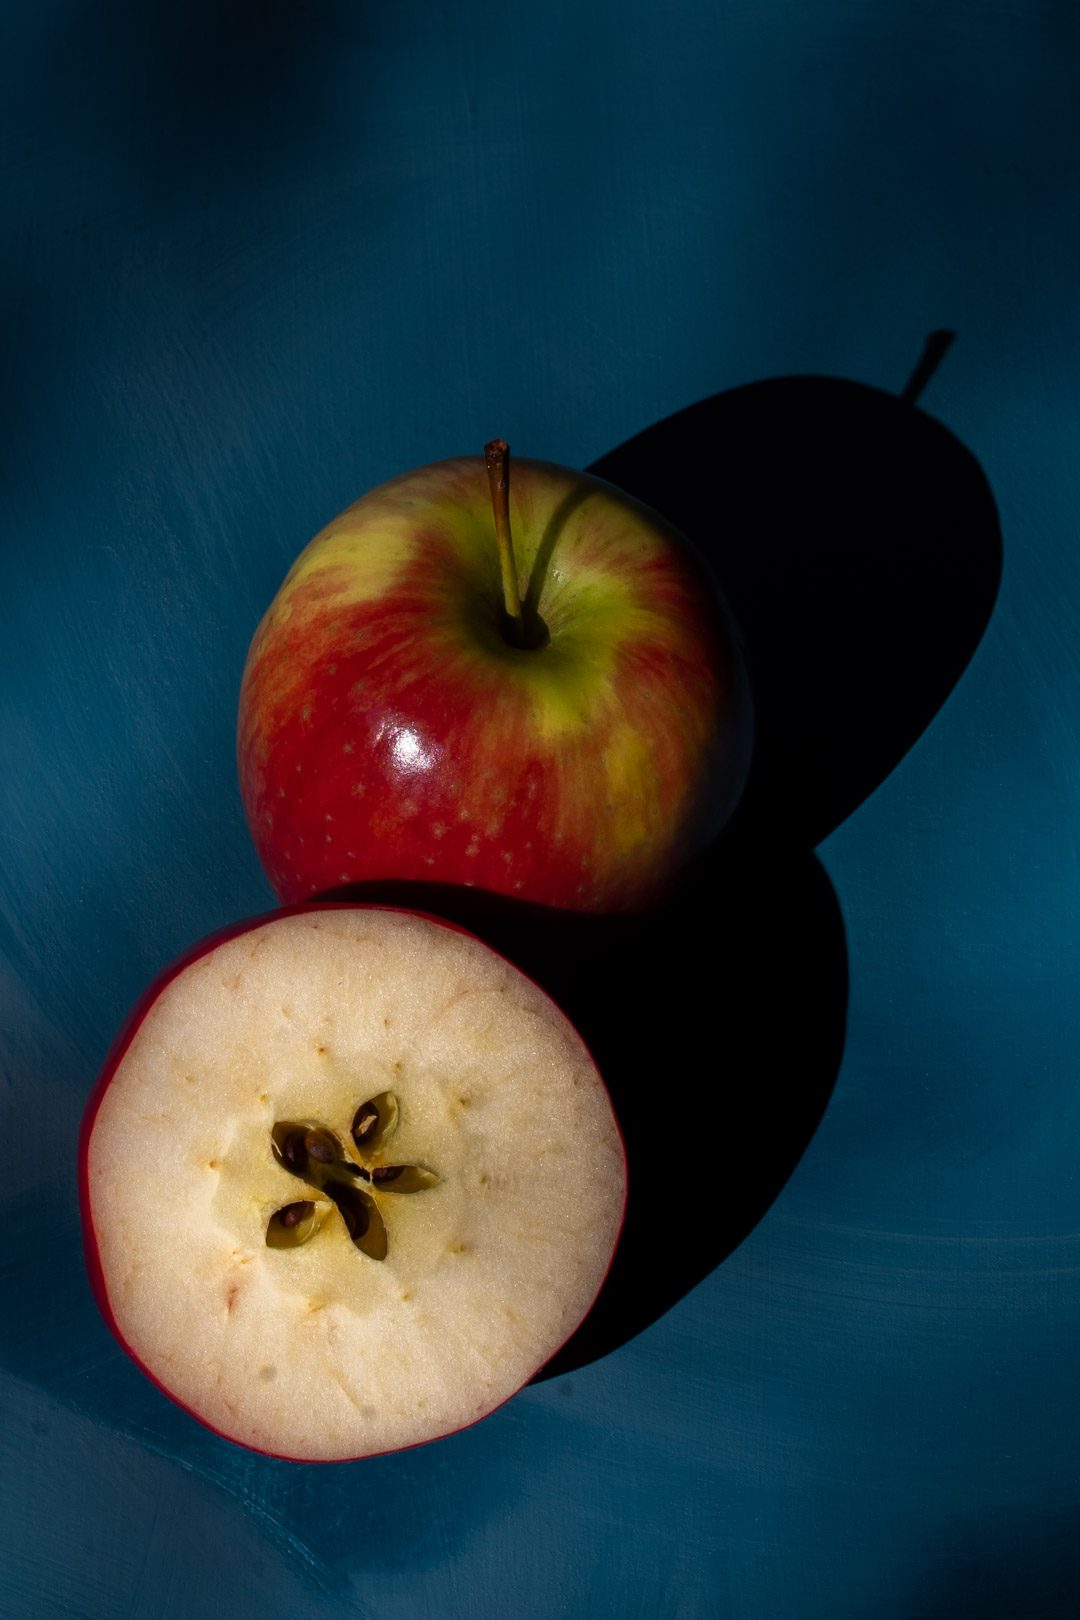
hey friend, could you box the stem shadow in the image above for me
[522,480,593,622]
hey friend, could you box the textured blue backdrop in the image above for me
[2,2,1078,1616]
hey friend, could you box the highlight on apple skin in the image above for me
[79,904,626,1462]
[238,450,752,913]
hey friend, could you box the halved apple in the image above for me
[79,905,626,1461]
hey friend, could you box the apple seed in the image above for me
[350,1100,379,1144]
[304,1127,341,1164]
[350,1090,399,1152]
[266,1200,318,1249]
[327,1182,389,1261]
[272,1124,309,1175]
[371,1165,439,1193]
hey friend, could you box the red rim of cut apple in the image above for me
[79,904,626,1462]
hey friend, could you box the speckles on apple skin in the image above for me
[238,457,739,911]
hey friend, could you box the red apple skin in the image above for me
[238,457,751,912]
[78,902,626,1463]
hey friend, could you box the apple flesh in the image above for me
[80,905,626,1461]
[238,454,751,912]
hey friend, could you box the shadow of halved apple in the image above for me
[79,905,625,1461]
[320,828,847,1381]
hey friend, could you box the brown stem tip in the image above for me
[484,438,510,486]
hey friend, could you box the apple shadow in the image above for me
[318,356,1003,1376]
[590,363,1004,848]
[318,836,846,1378]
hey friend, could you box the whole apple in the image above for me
[80,904,626,1461]
[238,444,751,911]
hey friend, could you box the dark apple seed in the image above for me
[351,1100,379,1144]
[304,1128,340,1164]
[326,1183,388,1259]
[278,1129,307,1173]
[338,1189,368,1237]
[266,1200,319,1248]
[369,1164,439,1193]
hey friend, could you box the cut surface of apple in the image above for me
[81,906,626,1461]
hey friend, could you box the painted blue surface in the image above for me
[2,2,1078,1615]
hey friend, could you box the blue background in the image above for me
[2,2,1077,1615]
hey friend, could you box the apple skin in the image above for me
[238,456,751,912]
[78,902,626,1463]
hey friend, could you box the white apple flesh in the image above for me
[81,906,626,1461]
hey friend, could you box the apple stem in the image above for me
[484,439,528,647]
